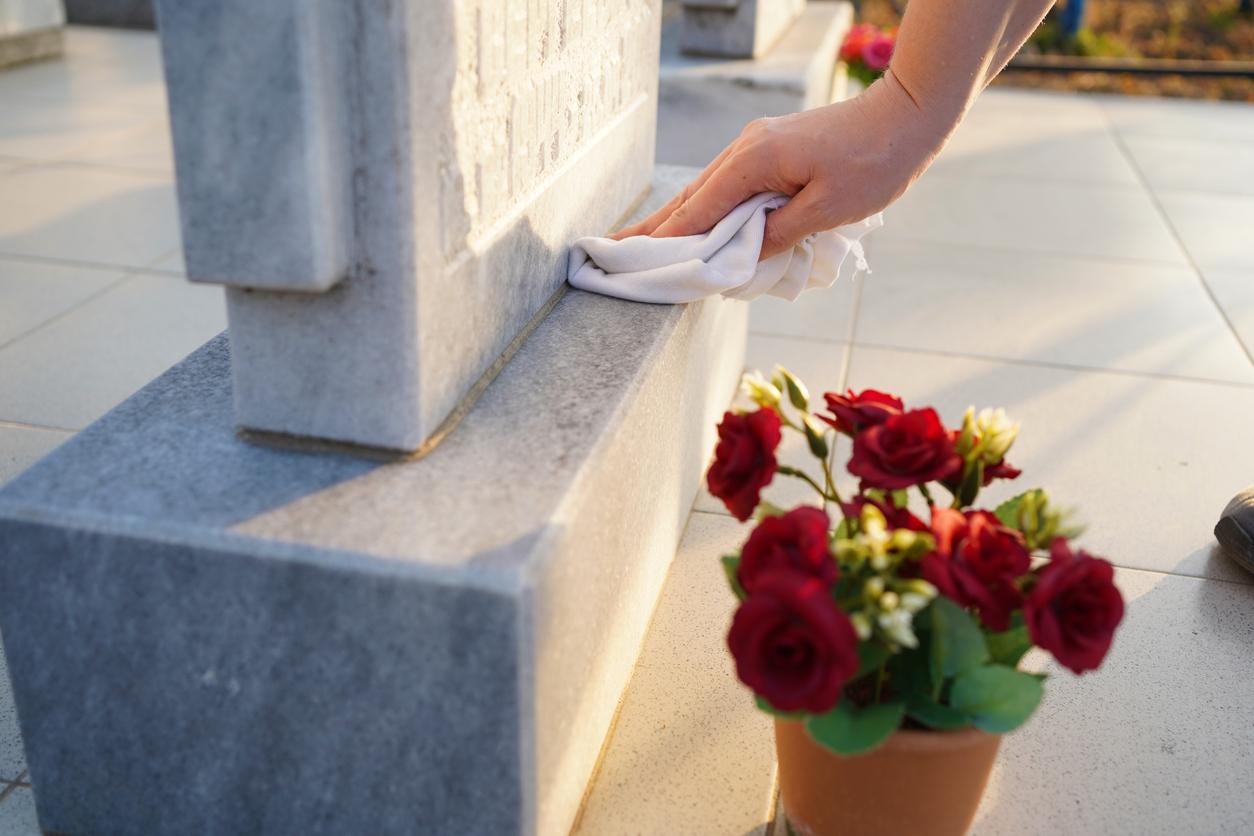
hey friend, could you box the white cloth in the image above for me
[567,192,883,304]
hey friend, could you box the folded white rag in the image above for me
[567,192,883,304]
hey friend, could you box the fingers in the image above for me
[651,147,765,239]
[610,142,737,240]
[759,185,829,261]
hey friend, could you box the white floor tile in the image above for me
[1122,135,1254,197]
[1157,190,1254,272]
[973,568,1254,834]
[0,95,154,162]
[1101,94,1254,144]
[60,115,174,173]
[0,257,125,347]
[749,267,858,342]
[0,274,226,429]
[935,93,1139,187]
[0,164,179,270]
[1204,269,1254,361]
[574,512,776,836]
[693,334,854,517]
[884,174,1187,265]
[0,425,72,487]
[844,346,1254,583]
[857,240,1254,384]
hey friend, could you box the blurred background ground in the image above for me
[859,0,1254,100]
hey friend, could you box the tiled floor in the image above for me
[2,26,1253,836]
[580,90,1254,833]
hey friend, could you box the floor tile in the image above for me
[1156,190,1254,272]
[973,568,1254,835]
[1203,269,1254,360]
[1121,135,1254,197]
[0,274,226,429]
[748,264,858,342]
[60,115,174,173]
[0,647,26,782]
[884,174,1187,265]
[856,239,1254,384]
[1101,94,1254,144]
[0,786,38,836]
[0,425,72,487]
[934,93,1139,187]
[694,334,855,517]
[0,96,153,162]
[0,258,124,347]
[0,164,178,270]
[574,512,776,836]
[844,346,1254,583]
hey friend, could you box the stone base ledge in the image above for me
[0,26,63,70]
[0,166,748,836]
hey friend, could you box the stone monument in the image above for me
[0,0,64,68]
[680,0,804,58]
[0,1,748,834]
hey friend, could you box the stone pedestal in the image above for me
[156,0,662,452]
[658,0,853,167]
[0,164,749,836]
[0,0,64,69]
[680,0,804,58]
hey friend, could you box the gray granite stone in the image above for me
[680,0,803,59]
[659,1,853,167]
[0,0,64,69]
[156,0,662,451]
[0,166,749,834]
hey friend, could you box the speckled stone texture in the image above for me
[680,0,803,59]
[0,166,749,836]
[659,1,852,168]
[155,0,662,451]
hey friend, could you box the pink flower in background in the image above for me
[861,34,895,72]
[840,23,878,62]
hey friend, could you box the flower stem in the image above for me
[918,483,934,508]
[820,455,844,511]
[777,465,838,504]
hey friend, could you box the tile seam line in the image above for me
[873,233,1192,270]
[0,250,180,278]
[1107,124,1254,370]
[0,418,77,434]
[747,334,1254,391]
[0,267,145,354]
[689,510,1250,587]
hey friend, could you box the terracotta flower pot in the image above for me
[775,719,1001,836]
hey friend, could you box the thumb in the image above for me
[759,186,829,260]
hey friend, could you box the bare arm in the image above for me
[615,0,1056,259]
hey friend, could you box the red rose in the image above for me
[728,571,859,713]
[841,494,929,532]
[820,389,903,436]
[848,408,961,490]
[1025,540,1124,674]
[861,34,894,72]
[708,409,781,521]
[738,507,836,593]
[921,509,1030,630]
[840,23,877,62]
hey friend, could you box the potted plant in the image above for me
[707,368,1125,836]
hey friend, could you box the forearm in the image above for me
[885,0,1058,143]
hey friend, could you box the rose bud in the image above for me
[728,571,860,713]
[847,408,962,490]
[921,509,1030,631]
[707,409,782,521]
[738,507,837,593]
[820,389,904,436]
[1025,539,1124,674]
[841,494,929,532]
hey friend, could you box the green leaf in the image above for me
[754,501,786,521]
[985,623,1032,668]
[890,489,910,508]
[854,642,892,681]
[994,489,1043,530]
[929,597,989,687]
[801,414,830,460]
[906,693,971,730]
[721,555,746,601]
[949,665,1043,734]
[776,367,811,411]
[833,516,855,539]
[956,460,984,507]
[805,699,905,756]
[755,694,806,719]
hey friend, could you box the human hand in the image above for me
[613,71,950,260]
